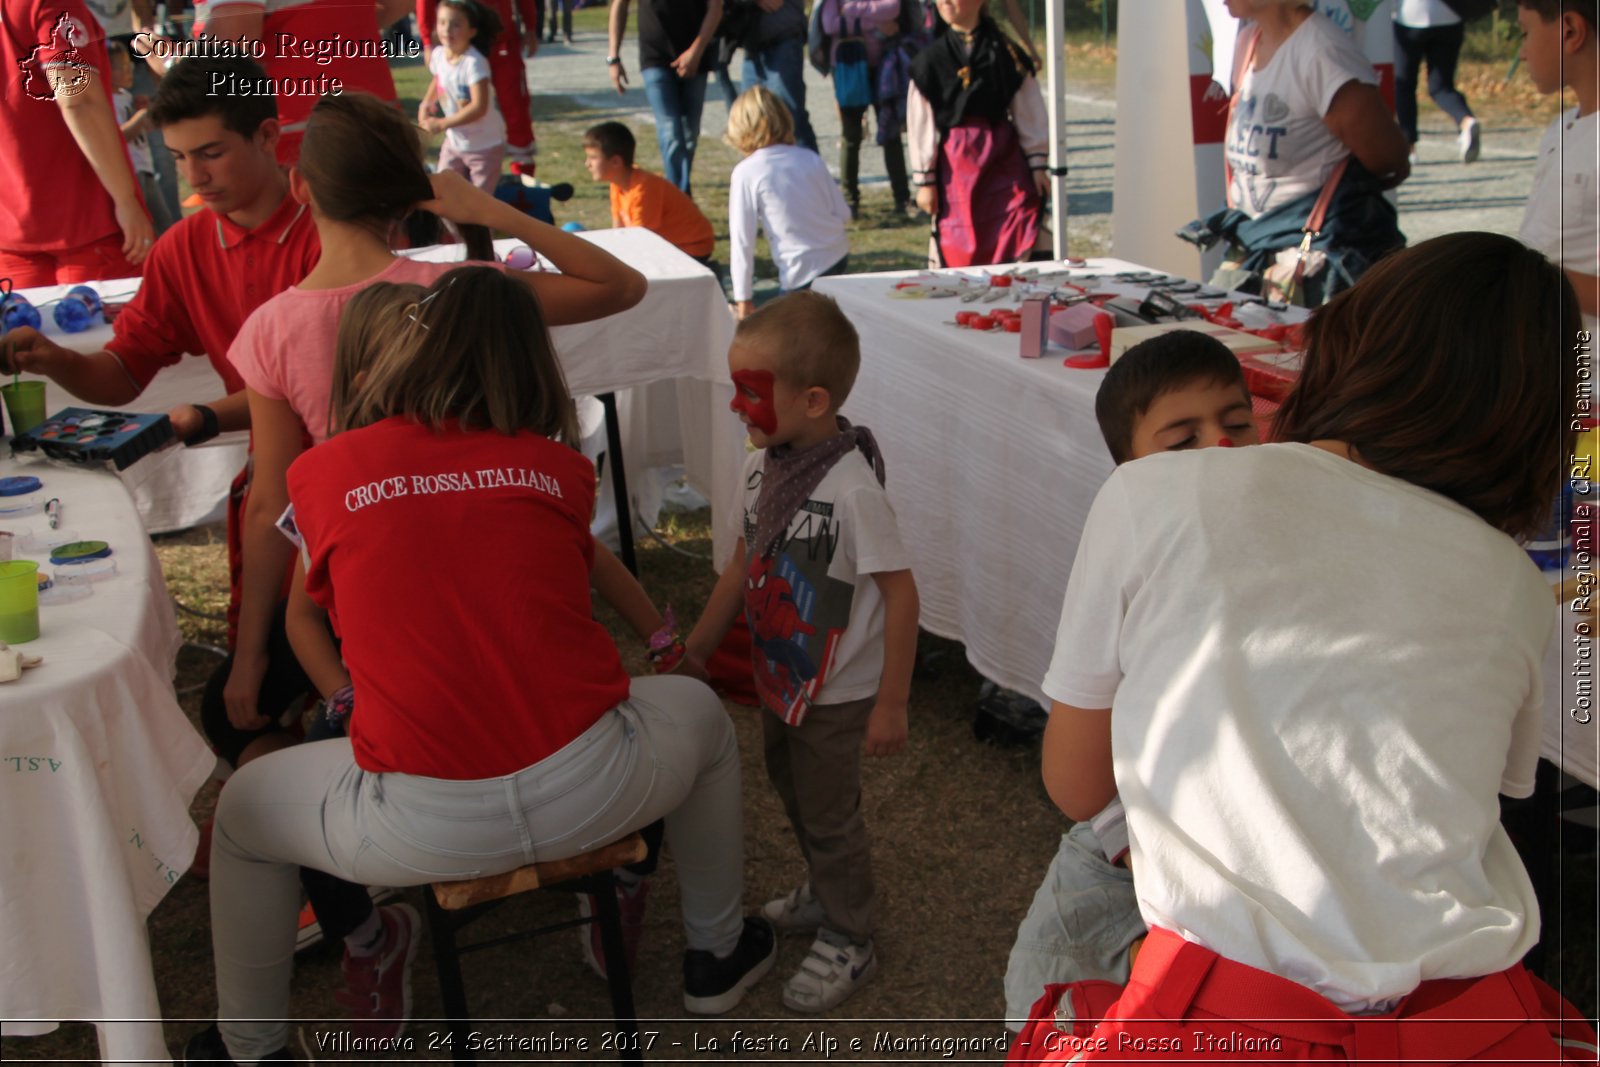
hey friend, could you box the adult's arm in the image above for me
[170,391,252,440]
[670,0,722,79]
[224,390,306,729]
[1322,79,1411,188]
[514,0,542,55]
[1041,701,1116,821]
[54,68,152,265]
[421,170,648,324]
[590,542,665,641]
[607,0,630,92]
[0,330,140,405]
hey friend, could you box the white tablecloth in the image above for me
[0,454,215,1066]
[816,260,1596,791]
[17,229,746,562]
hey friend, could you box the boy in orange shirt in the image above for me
[584,121,715,263]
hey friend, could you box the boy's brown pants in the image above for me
[761,695,877,945]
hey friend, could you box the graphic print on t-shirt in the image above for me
[1227,90,1285,213]
[743,498,855,726]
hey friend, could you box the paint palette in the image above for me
[11,407,174,470]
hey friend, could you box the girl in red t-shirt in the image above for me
[188,266,777,1064]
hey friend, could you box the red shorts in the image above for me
[1011,927,1598,1065]
[0,234,139,288]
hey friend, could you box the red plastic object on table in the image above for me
[971,315,995,330]
[1063,310,1115,369]
[955,310,976,326]
[1237,355,1299,403]
[990,274,1013,287]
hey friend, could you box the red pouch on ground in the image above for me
[707,614,759,706]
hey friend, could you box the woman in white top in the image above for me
[725,86,852,320]
[1026,232,1595,1062]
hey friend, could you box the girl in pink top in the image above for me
[221,91,646,752]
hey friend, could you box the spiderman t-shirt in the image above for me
[737,447,910,726]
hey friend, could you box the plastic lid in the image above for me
[0,476,42,497]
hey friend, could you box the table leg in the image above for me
[598,392,636,575]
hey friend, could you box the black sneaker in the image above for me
[183,1024,296,1063]
[682,916,777,1014]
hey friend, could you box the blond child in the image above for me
[686,291,919,1013]
[1004,330,1259,1030]
[725,87,851,320]
[582,121,716,262]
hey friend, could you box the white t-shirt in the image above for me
[736,446,909,721]
[429,45,504,153]
[729,144,852,302]
[1226,14,1377,216]
[113,87,152,175]
[1521,108,1599,328]
[1395,0,1460,28]
[1042,443,1549,1012]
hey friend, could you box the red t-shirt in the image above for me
[0,1,122,253]
[287,417,632,779]
[193,0,398,165]
[106,192,320,392]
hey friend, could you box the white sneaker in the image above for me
[1458,117,1481,164]
[781,933,877,1013]
[761,882,826,933]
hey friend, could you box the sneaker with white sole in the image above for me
[682,916,776,1014]
[762,882,825,933]
[334,903,419,1040]
[781,931,877,1013]
[1458,116,1481,164]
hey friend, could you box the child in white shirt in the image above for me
[420,0,507,193]
[725,87,852,320]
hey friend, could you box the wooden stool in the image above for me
[425,832,648,1063]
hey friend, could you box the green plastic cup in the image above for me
[1,381,46,436]
[0,559,40,643]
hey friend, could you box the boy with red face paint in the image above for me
[686,291,920,1014]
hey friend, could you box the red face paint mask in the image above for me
[731,368,778,435]
[1217,437,1235,448]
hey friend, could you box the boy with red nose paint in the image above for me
[1004,330,1259,1032]
[686,291,920,1014]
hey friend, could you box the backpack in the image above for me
[833,29,873,108]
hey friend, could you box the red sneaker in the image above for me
[334,903,420,1040]
[577,876,649,979]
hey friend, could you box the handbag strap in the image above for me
[1304,156,1349,235]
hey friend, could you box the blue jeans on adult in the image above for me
[741,34,817,152]
[641,65,709,194]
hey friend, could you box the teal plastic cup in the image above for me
[0,559,40,643]
[1,381,46,436]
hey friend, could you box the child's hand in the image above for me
[420,116,444,134]
[915,185,938,217]
[863,699,907,758]
[1034,170,1051,199]
[670,652,711,683]
[733,299,755,320]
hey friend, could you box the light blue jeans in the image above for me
[741,34,817,152]
[641,65,708,194]
[210,675,745,1061]
[1002,822,1146,1030]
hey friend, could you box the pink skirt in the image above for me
[935,116,1041,268]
